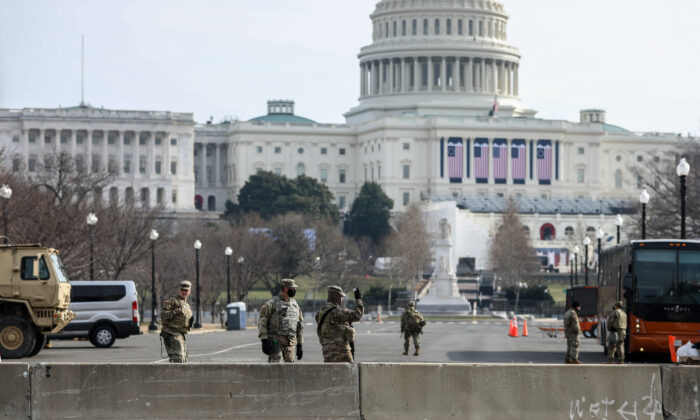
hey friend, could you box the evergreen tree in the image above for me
[348,182,393,244]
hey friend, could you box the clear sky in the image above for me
[1,0,698,135]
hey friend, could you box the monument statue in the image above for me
[439,218,451,240]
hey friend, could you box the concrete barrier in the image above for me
[660,365,700,420]
[0,363,29,419]
[29,364,359,419]
[360,363,663,420]
[4,363,699,419]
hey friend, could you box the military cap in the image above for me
[407,301,415,307]
[328,285,345,297]
[179,280,192,290]
[280,278,298,289]
[614,301,624,308]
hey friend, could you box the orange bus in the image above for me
[566,286,599,338]
[599,240,700,357]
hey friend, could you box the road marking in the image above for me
[154,342,259,363]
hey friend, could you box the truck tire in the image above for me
[89,324,116,348]
[0,316,37,359]
[26,333,47,357]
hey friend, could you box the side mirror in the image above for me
[623,272,633,290]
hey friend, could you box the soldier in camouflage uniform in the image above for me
[257,278,304,363]
[315,286,363,363]
[563,301,582,364]
[606,301,627,364]
[160,281,194,363]
[400,301,425,356]
[219,307,226,329]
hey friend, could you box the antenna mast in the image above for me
[81,34,84,106]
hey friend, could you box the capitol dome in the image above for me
[346,0,527,123]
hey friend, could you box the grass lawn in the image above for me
[547,282,569,303]
[241,275,400,301]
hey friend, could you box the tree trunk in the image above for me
[514,286,521,315]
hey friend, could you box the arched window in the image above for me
[458,19,463,35]
[109,187,119,207]
[412,19,417,35]
[540,223,556,240]
[446,19,452,35]
[157,188,165,205]
[207,195,216,211]
[125,187,134,205]
[423,19,428,35]
[522,226,530,238]
[297,163,305,176]
[194,194,203,210]
[402,20,406,36]
[565,226,574,237]
[140,187,150,209]
[586,226,596,238]
[615,170,622,189]
[434,19,440,35]
[479,21,483,37]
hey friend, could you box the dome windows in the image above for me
[446,19,452,35]
[423,19,428,35]
[412,19,417,35]
[434,19,440,35]
[458,19,463,35]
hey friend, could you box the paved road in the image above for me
[30,320,614,364]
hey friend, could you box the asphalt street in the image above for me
[29,320,613,364]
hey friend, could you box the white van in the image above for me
[49,281,141,347]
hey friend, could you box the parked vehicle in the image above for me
[49,281,140,348]
[0,244,74,358]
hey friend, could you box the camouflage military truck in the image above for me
[0,244,74,358]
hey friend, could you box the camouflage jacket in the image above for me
[563,308,581,336]
[258,295,304,345]
[315,300,364,347]
[607,308,627,332]
[161,295,193,336]
[401,309,425,332]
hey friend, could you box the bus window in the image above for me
[635,249,675,304]
[678,250,700,304]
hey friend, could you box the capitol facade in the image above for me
[0,0,685,271]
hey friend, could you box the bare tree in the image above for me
[488,202,539,313]
[313,217,359,292]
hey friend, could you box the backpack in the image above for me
[406,310,423,330]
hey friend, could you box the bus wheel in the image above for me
[590,325,598,338]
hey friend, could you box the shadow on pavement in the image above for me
[447,350,609,364]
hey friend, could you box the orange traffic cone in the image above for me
[508,318,514,336]
[522,319,528,337]
[512,317,519,337]
[377,311,382,323]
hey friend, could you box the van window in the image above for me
[71,285,127,302]
[21,256,50,280]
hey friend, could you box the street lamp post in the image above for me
[613,214,622,245]
[148,229,159,331]
[573,246,579,286]
[596,228,604,286]
[0,185,12,244]
[225,247,232,305]
[677,157,690,239]
[583,237,591,286]
[569,258,573,288]
[639,189,650,240]
[86,212,98,279]
[193,239,202,329]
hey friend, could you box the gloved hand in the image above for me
[354,288,362,300]
[296,343,303,360]
[262,338,272,355]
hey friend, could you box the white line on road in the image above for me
[154,342,259,363]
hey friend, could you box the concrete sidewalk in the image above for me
[140,323,250,334]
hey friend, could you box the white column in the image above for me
[379,60,384,94]
[388,59,394,93]
[480,60,484,93]
[400,58,406,93]
[55,130,61,155]
[360,63,365,97]
[465,58,472,93]
[150,133,157,176]
[414,58,420,92]
[440,57,446,91]
[492,61,498,94]
[38,128,45,165]
[22,129,29,167]
[201,143,207,186]
[514,64,519,96]
[454,58,461,91]
[133,131,140,178]
[101,130,108,172]
[86,129,92,172]
[70,130,77,161]
[165,132,172,177]
[427,57,434,91]
[214,143,220,185]
[118,131,124,175]
[498,61,504,94]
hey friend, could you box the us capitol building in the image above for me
[0,0,685,272]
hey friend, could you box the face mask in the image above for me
[287,289,297,298]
